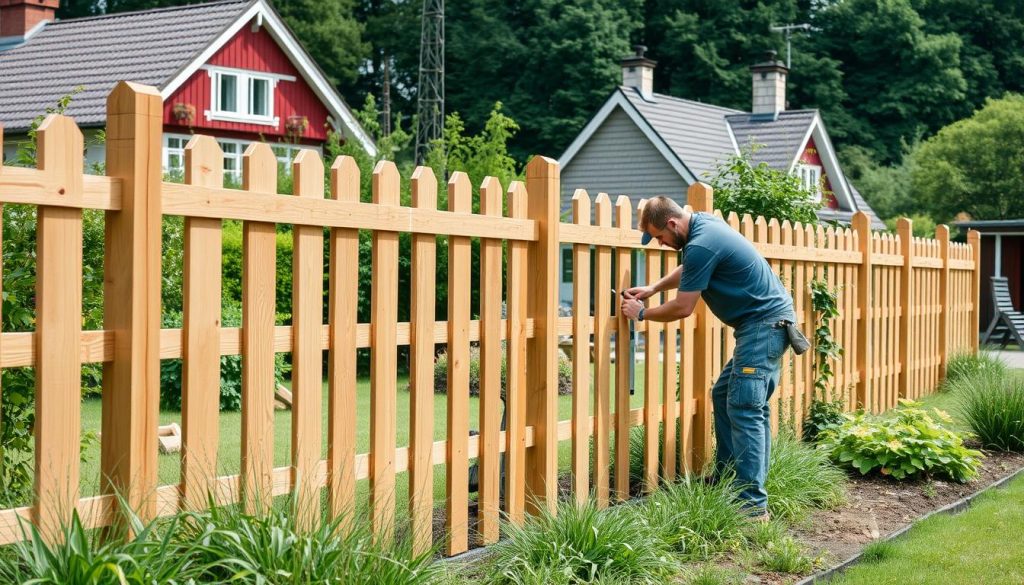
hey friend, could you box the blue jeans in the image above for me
[711,314,792,513]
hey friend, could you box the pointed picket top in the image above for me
[572,189,591,225]
[781,220,793,246]
[754,215,769,243]
[185,135,223,188]
[815,225,826,248]
[794,221,805,248]
[242,142,277,195]
[595,193,612,227]
[614,195,632,231]
[331,156,361,203]
[712,209,723,219]
[805,223,816,249]
[726,211,740,232]
[410,166,437,209]
[370,159,399,205]
[740,213,755,241]
[480,176,502,217]
[36,114,84,203]
[507,181,527,220]
[636,197,647,216]
[448,171,471,213]
[768,218,781,245]
[290,149,324,199]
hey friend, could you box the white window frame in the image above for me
[203,65,294,127]
[162,133,190,177]
[796,163,823,201]
[163,134,317,182]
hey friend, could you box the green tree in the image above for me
[706,145,821,225]
[912,94,1024,221]
[273,0,368,93]
[809,0,966,164]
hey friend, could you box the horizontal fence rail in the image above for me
[0,81,980,554]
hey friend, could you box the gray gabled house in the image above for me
[557,47,884,304]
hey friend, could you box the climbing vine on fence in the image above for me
[805,279,846,442]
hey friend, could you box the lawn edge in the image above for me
[795,463,1024,585]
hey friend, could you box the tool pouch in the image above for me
[786,322,811,355]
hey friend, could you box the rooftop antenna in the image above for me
[415,0,444,164]
[769,23,812,69]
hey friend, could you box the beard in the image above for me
[665,230,684,250]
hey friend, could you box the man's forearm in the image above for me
[651,264,683,293]
[640,300,691,322]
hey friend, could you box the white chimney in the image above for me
[750,50,788,117]
[621,44,656,100]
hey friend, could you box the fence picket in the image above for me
[478,177,504,543]
[505,181,529,524]
[408,166,436,554]
[662,250,679,482]
[181,135,223,510]
[614,195,633,501]
[592,193,613,508]
[642,220,661,494]
[291,150,325,531]
[240,143,277,515]
[446,171,471,554]
[329,156,361,529]
[34,115,84,540]
[571,189,592,504]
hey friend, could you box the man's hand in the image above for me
[624,285,655,300]
[621,297,644,320]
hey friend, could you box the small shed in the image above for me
[954,219,1024,333]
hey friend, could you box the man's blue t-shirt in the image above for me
[678,213,794,327]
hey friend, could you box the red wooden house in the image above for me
[0,0,376,176]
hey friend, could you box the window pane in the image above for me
[250,78,270,117]
[219,141,237,154]
[219,74,238,112]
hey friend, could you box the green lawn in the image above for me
[826,472,1024,585]
[77,364,650,516]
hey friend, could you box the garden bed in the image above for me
[791,447,1024,577]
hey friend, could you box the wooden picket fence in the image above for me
[0,82,979,556]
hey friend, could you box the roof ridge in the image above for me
[624,87,744,114]
[51,0,251,26]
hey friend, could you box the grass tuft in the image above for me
[641,475,747,561]
[766,432,847,520]
[943,351,1007,389]
[950,367,1024,452]
[859,539,898,563]
[484,498,677,585]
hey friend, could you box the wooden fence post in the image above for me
[524,156,560,515]
[102,82,162,522]
[687,182,713,470]
[968,229,981,353]
[897,218,913,399]
[852,212,872,410]
[936,225,950,382]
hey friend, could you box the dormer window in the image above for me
[796,164,822,201]
[204,65,291,127]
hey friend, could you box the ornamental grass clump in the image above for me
[485,499,676,585]
[0,498,207,584]
[818,399,983,482]
[952,367,1024,452]
[640,474,747,561]
[765,432,846,520]
[943,351,1007,390]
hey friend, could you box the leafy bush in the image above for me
[818,399,983,482]
[766,433,846,520]
[706,144,822,225]
[802,396,846,442]
[432,346,572,396]
[159,302,290,412]
[641,475,746,560]
[944,351,1007,388]
[485,499,676,585]
[951,368,1024,451]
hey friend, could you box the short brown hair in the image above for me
[639,196,683,232]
